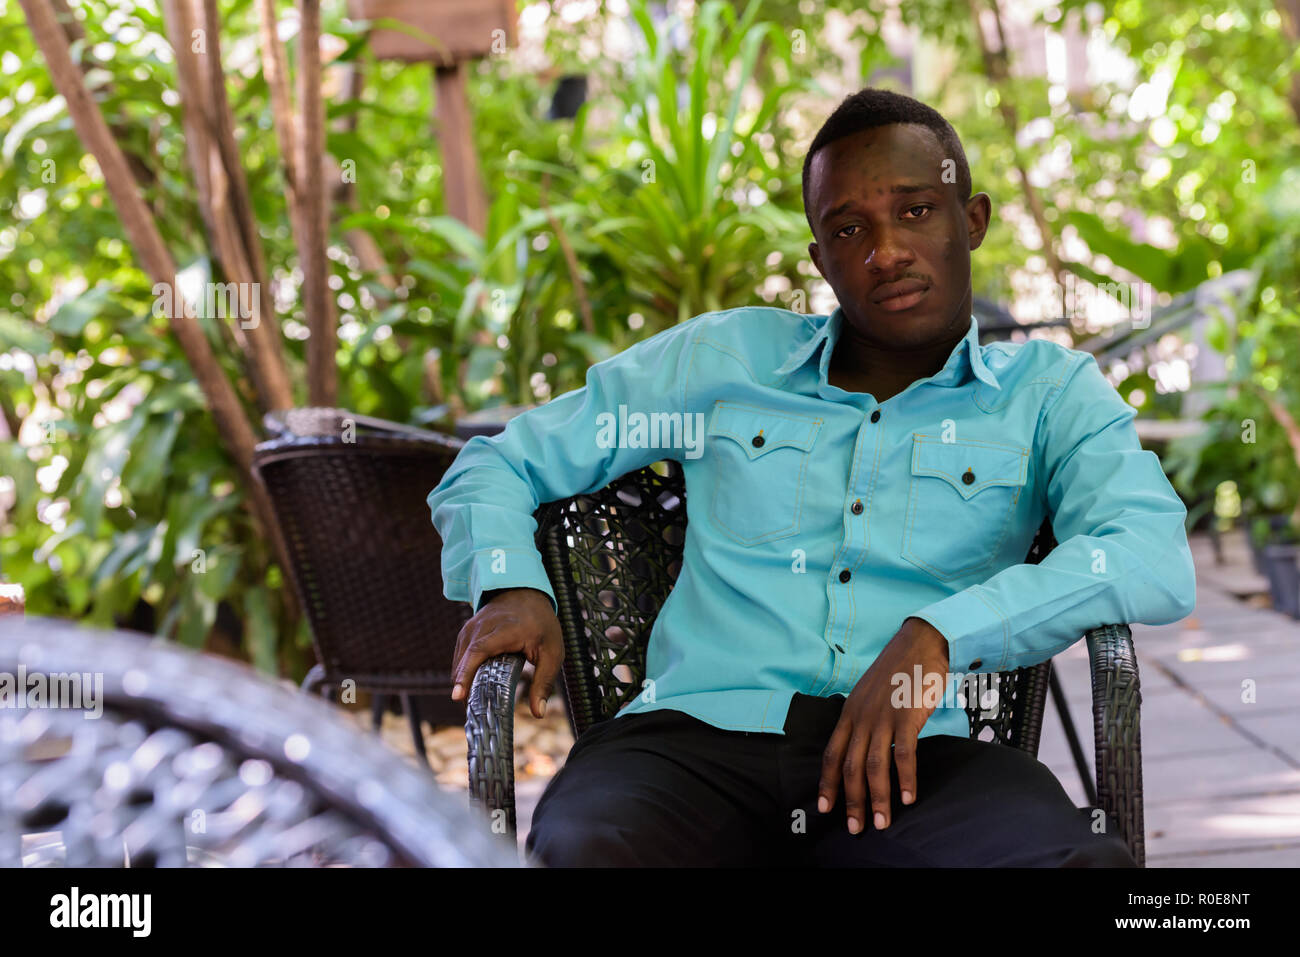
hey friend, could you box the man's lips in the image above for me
[872,279,931,311]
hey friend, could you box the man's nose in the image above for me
[865,230,914,272]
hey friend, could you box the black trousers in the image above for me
[525,692,1137,867]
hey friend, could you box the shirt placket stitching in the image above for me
[809,407,865,693]
[820,409,883,695]
[838,413,886,693]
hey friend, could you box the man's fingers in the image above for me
[817,719,851,814]
[893,727,919,810]
[866,728,893,829]
[841,728,871,834]
[452,626,511,698]
[450,619,479,698]
[529,634,563,719]
[452,618,510,699]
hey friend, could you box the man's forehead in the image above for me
[809,124,951,213]
[812,124,947,179]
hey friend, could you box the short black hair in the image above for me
[801,87,972,237]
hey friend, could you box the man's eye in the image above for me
[903,205,933,219]
[836,224,860,238]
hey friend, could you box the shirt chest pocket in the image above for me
[901,435,1029,580]
[705,401,823,546]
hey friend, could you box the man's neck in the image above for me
[827,313,970,402]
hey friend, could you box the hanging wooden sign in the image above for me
[347,0,517,65]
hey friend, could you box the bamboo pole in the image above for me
[296,0,337,406]
[196,0,294,410]
[255,0,299,197]
[162,0,294,414]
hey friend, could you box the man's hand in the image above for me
[450,588,563,720]
[817,617,950,834]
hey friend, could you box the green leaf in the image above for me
[48,284,113,336]
[196,543,241,602]
[90,526,152,591]
[0,313,54,353]
[243,586,278,676]
[121,411,183,496]
[175,578,217,649]
[74,415,147,532]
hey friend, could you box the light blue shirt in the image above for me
[428,306,1197,739]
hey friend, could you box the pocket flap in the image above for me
[707,401,822,460]
[910,435,1028,500]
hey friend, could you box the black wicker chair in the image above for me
[0,617,518,867]
[251,408,473,765]
[466,460,1146,866]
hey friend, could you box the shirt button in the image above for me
[752,434,765,448]
[870,409,881,423]
[850,500,863,515]
[835,644,845,653]
[962,468,975,485]
[838,569,851,583]
[969,658,983,670]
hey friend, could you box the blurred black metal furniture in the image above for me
[0,617,518,867]
[251,408,472,765]
[465,460,1146,865]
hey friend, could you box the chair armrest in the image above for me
[465,653,526,844]
[1085,623,1145,867]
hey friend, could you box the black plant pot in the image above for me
[1248,514,1295,576]
[1249,537,1268,576]
[1260,543,1300,619]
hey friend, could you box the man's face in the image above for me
[807,123,991,350]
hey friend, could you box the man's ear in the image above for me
[966,192,992,251]
[808,240,824,279]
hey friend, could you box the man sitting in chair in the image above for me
[428,88,1197,867]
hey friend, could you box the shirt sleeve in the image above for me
[427,319,700,615]
[910,351,1198,674]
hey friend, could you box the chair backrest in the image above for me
[251,409,471,695]
[535,460,1057,751]
[0,617,518,867]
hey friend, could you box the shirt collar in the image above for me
[774,305,1001,391]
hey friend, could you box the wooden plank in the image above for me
[433,61,487,234]
[349,0,516,64]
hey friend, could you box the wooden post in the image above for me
[433,61,487,235]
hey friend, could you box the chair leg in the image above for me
[371,693,387,731]
[402,693,430,767]
[1049,667,1099,808]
